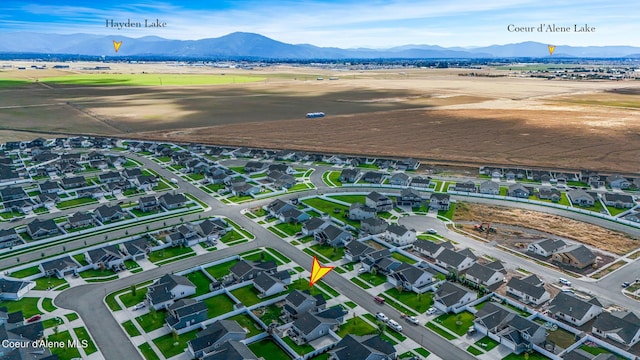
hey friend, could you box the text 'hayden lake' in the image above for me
[105,19,167,30]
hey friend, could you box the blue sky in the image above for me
[1,0,638,47]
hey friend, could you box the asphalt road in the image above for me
[47,154,640,360]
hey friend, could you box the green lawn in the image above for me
[139,343,160,360]
[502,351,550,360]
[40,74,264,86]
[66,313,79,322]
[337,316,376,337]
[288,278,325,297]
[10,266,41,278]
[426,322,457,340]
[345,301,358,309]
[231,285,276,306]
[42,298,56,312]
[148,246,195,264]
[607,206,631,216]
[579,345,620,357]
[56,197,97,209]
[152,329,198,359]
[414,348,431,357]
[187,173,205,181]
[301,198,360,228]
[475,336,499,351]
[248,339,291,360]
[33,277,67,290]
[283,336,315,355]
[275,222,304,236]
[79,268,116,279]
[467,345,484,355]
[310,244,345,261]
[433,311,475,336]
[204,260,238,279]
[122,320,142,337]
[257,304,285,326]
[203,294,236,319]
[383,288,433,313]
[326,171,343,186]
[391,252,417,264]
[242,249,287,265]
[219,229,245,243]
[186,271,212,297]
[351,277,372,289]
[358,272,388,286]
[47,330,81,359]
[136,310,167,333]
[546,328,578,348]
[226,313,264,337]
[73,326,98,355]
[437,203,456,220]
[0,297,42,318]
[328,195,366,204]
[574,200,605,214]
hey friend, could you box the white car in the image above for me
[405,315,419,325]
[375,312,388,322]
[559,278,572,286]
[387,319,403,332]
[426,228,438,234]
[426,307,437,315]
[358,267,367,274]
[133,302,146,310]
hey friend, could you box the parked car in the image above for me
[357,267,367,274]
[26,315,41,323]
[402,314,419,325]
[467,326,476,335]
[426,307,437,315]
[375,312,388,322]
[559,278,571,286]
[426,228,438,234]
[622,282,631,288]
[133,302,146,310]
[387,319,403,332]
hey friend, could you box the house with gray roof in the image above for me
[66,211,94,228]
[360,217,388,235]
[506,274,550,306]
[606,175,631,189]
[26,218,60,239]
[344,240,375,262]
[85,245,125,270]
[527,238,566,258]
[552,244,596,270]
[244,161,269,174]
[0,278,35,300]
[389,172,410,186]
[435,248,475,272]
[165,298,208,331]
[567,189,595,206]
[413,240,454,259]
[429,193,450,210]
[0,187,27,202]
[474,302,547,354]
[278,207,310,224]
[433,281,476,313]
[230,260,277,282]
[362,171,384,184]
[397,188,423,207]
[464,262,505,290]
[0,229,22,249]
[454,181,476,192]
[538,187,561,202]
[592,311,640,347]
[201,340,258,360]
[146,274,196,310]
[38,180,61,194]
[388,263,435,294]
[290,306,346,345]
[410,176,431,189]
[122,238,153,260]
[187,320,247,359]
[601,192,635,209]
[158,193,187,210]
[365,191,393,212]
[479,180,500,195]
[302,217,331,236]
[385,224,416,246]
[281,290,326,321]
[338,168,359,183]
[508,183,532,198]
[94,204,125,223]
[548,292,602,326]
[348,202,376,220]
[253,271,291,297]
[329,334,396,360]
[61,176,86,189]
[314,225,352,247]
[39,256,79,279]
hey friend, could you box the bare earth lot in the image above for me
[453,202,637,256]
[1,62,639,172]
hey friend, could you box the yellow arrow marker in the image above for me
[548,45,556,55]
[309,256,334,287]
[113,40,122,53]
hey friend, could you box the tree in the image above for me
[376,321,386,335]
[130,284,137,297]
[172,329,179,341]
[53,325,59,335]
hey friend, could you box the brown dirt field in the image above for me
[2,63,640,172]
[452,202,638,255]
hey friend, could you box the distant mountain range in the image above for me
[0,31,639,59]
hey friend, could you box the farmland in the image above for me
[1,62,639,172]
